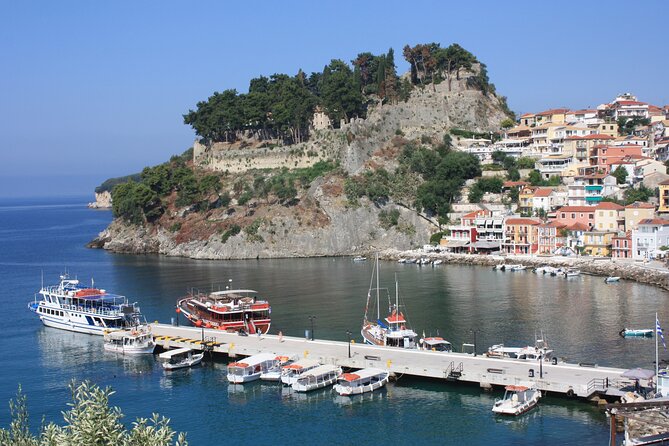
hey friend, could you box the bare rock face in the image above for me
[88,191,112,209]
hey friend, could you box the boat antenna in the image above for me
[41,270,43,290]
[376,253,380,321]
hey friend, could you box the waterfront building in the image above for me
[624,201,656,230]
[537,221,566,255]
[612,231,632,259]
[594,202,625,232]
[443,210,490,253]
[583,231,615,257]
[502,217,541,254]
[632,219,669,260]
[472,214,505,253]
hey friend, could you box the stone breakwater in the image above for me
[380,249,669,291]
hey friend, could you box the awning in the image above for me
[621,368,655,380]
[446,240,469,248]
[473,241,501,249]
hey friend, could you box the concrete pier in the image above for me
[151,324,631,399]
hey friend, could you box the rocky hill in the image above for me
[90,52,512,259]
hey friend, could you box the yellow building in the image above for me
[502,218,541,254]
[660,179,669,213]
[583,231,615,256]
[534,108,569,125]
[595,122,618,137]
[518,186,535,215]
[594,202,624,232]
[624,201,656,230]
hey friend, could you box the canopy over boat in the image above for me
[299,364,341,378]
[505,385,529,392]
[228,353,276,369]
[621,368,655,380]
[283,359,320,370]
[339,368,386,382]
[385,312,406,324]
[158,347,193,360]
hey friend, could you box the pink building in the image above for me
[612,232,632,259]
[554,206,596,229]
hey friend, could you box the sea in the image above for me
[1,195,667,445]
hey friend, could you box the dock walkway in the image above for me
[151,324,630,399]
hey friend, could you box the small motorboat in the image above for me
[103,325,155,355]
[421,337,452,352]
[620,328,654,337]
[353,256,367,262]
[280,358,321,386]
[159,347,204,370]
[397,258,407,264]
[333,368,390,396]
[432,259,443,266]
[291,364,341,392]
[260,355,298,381]
[564,269,581,278]
[492,385,541,416]
[227,353,279,383]
[509,264,526,272]
[605,276,621,283]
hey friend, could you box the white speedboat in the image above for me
[28,274,145,335]
[260,355,298,381]
[103,325,155,355]
[486,344,522,359]
[432,259,443,266]
[605,276,621,283]
[509,264,526,271]
[227,353,279,383]
[353,256,367,262]
[492,385,541,416]
[280,359,321,386]
[291,364,341,392]
[564,269,581,277]
[333,368,390,396]
[159,347,204,370]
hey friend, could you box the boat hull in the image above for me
[334,376,389,396]
[162,354,204,370]
[103,343,155,355]
[227,372,261,383]
[41,315,109,335]
[292,376,338,392]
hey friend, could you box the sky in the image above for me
[1,1,667,198]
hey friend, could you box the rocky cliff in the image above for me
[90,65,510,259]
[88,191,112,209]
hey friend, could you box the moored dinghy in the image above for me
[605,276,621,283]
[280,359,321,386]
[333,368,390,396]
[620,328,653,337]
[103,325,155,355]
[260,355,298,381]
[159,347,204,370]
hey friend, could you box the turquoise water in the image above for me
[1,196,666,444]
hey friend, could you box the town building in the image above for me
[583,231,615,257]
[567,172,617,206]
[502,217,541,254]
[554,206,595,228]
[624,201,656,230]
[537,221,566,255]
[659,179,669,213]
[611,232,632,259]
[593,202,625,232]
[632,219,669,260]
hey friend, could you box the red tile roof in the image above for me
[533,188,554,198]
[615,100,647,106]
[463,210,489,219]
[595,202,624,210]
[536,108,569,116]
[566,222,590,231]
[625,201,656,209]
[540,221,567,228]
[505,218,541,225]
[639,219,669,226]
[557,206,596,213]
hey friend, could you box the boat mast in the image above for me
[376,253,380,321]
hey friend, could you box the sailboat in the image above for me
[361,255,418,349]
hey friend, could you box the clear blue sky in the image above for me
[1,1,667,197]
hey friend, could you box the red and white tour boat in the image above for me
[176,288,271,334]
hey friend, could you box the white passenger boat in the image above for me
[103,325,155,355]
[280,359,321,386]
[605,276,621,283]
[260,355,297,381]
[487,339,554,361]
[227,353,279,383]
[292,364,342,392]
[28,274,145,335]
[421,337,453,352]
[159,347,204,370]
[492,385,541,416]
[361,255,418,349]
[333,368,390,396]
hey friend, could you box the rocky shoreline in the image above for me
[379,249,669,291]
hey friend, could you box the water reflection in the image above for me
[37,327,103,371]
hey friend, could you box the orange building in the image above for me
[502,217,541,254]
[590,144,644,173]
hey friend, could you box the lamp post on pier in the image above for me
[308,315,316,341]
[470,328,480,357]
[346,330,352,358]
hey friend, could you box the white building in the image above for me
[632,219,669,260]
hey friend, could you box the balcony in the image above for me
[585,196,602,202]
[585,185,603,191]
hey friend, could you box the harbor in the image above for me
[151,324,630,400]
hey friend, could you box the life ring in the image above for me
[567,388,575,397]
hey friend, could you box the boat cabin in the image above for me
[422,337,452,352]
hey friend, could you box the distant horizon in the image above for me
[2,1,667,197]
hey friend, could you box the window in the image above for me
[571,213,575,219]
[609,211,613,217]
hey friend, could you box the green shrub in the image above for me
[378,208,401,229]
[221,224,241,243]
